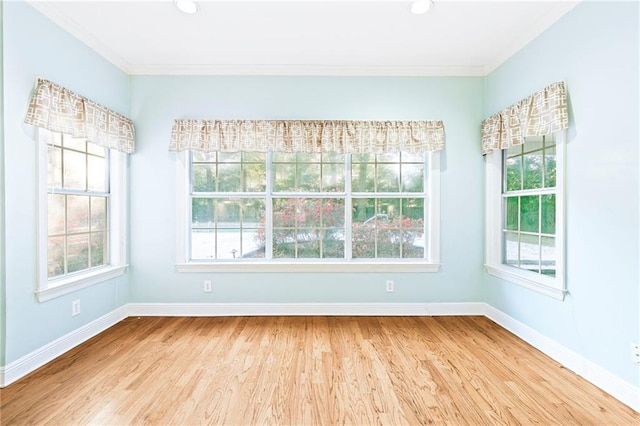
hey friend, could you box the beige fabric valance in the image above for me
[481,81,568,155]
[169,119,445,154]
[24,78,135,154]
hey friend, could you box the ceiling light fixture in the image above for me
[175,0,199,15]
[411,0,434,15]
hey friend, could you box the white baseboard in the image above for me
[0,305,128,387]
[484,305,640,412]
[127,302,485,317]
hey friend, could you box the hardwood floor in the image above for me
[1,316,638,425]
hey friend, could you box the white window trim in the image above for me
[485,131,566,300]
[176,151,441,273]
[36,129,128,302]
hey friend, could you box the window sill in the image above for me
[485,264,565,300]
[36,265,128,302]
[176,261,440,273]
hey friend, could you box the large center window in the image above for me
[181,150,440,271]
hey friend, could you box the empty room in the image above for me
[0,0,639,424]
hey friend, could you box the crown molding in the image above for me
[483,0,581,75]
[26,0,133,74]
[127,63,487,77]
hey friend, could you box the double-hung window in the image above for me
[485,132,565,299]
[177,150,440,272]
[37,129,127,301]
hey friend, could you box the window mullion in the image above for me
[265,152,274,260]
[345,154,353,260]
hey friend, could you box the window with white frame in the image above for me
[178,151,440,272]
[37,129,127,301]
[485,133,565,299]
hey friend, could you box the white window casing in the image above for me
[36,129,128,302]
[175,151,441,273]
[485,131,566,300]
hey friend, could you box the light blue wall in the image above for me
[484,1,639,387]
[128,76,485,303]
[0,0,6,366]
[1,1,130,364]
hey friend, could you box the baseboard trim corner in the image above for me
[1,305,128,387]
[484,305,640,412]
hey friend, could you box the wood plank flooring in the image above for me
[1,316,638,425]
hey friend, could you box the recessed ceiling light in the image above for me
[175,0,199,15]
[411,0,434,15]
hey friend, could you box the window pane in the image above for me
[376,229,401,258]
[191,230,215,260]
[218,164,242,192]
[244,163,266,192]
[322,163,344,192]
[63,136,86,151]
[297,164,320,192]
[504,156,522,191]
[503,231,519,267]
[192,164,217,192]
[218,152,241,162]
[91,197,107,231]
[87,142,105,157]
[351,163,375,192]
[48,194,65,236]
[520,234,540,273]
[242,152,265,163]
[67,234,89,273]
[401,164,423,192]
[63,149,86,190]
[544,145,557,188]
[523,152,543,190]
[47,146,62,188]
[377,153,399,162]
[322,228,344,258]
[352,153,374,163]
[274,163,296,192]
[67,195,90,234]
[87,155,106,192]
[504,197,518,231]
[376,164,400,192]
[402,229,424,259]
[193,151,216,162]
[272,153,296,162]
[192,198,265,260]
[541,236,556,277]
[401,152,423,162]
[48,236,65,278]
[192,198,215,227]
[520,195,539,233]
[352,198,422,259]
[215,229,242,259]
[541,194,555,235]
[90,231,107,267]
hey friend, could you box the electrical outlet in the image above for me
[71,300,80,316]
[632,344,640,365]
[204,280,212,293]
[386,280,394,292]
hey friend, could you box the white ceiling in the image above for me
[25,0,581,76]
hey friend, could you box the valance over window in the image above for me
[481,81,568,155]
[24,78,136,154]
[169,119,444,154]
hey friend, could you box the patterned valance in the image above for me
[481,81,568,155]
[169,119,445,154]
[24,78,135,154]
